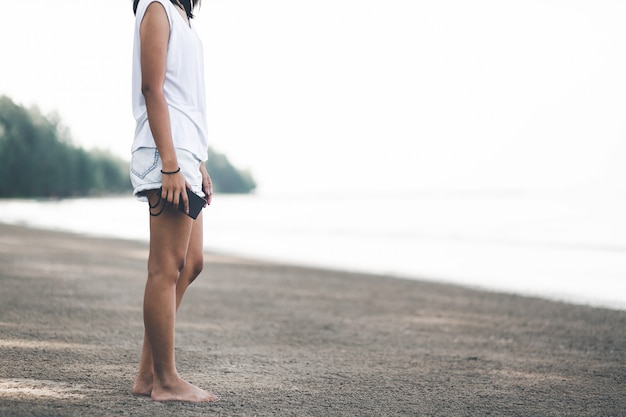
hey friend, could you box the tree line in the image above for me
[0,95,256,198]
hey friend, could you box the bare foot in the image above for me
[151,377,220,403]
[132,374,153,397]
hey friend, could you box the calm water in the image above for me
[1,189,625,310]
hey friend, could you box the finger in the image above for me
[182,188,189,214]
[183,181,194,211]
[201,182,209,206]
[170,190,177,208]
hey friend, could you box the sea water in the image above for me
[1,189,625,310]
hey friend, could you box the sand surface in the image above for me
[0,223,624,416]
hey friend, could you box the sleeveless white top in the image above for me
[131,0,208,162]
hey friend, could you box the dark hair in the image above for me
[133,0,200,19]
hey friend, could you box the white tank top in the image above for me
[131,0,209,162]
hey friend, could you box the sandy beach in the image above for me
[0,223,624,416]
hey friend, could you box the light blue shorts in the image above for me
[130,147,205,202]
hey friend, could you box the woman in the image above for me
[129,0,219,403]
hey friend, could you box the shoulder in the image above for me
[135,0,173,25]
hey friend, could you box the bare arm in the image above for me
[140,2,189,211]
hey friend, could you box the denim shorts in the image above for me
[130,147,205,202]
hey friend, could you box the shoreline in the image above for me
[3,219,625,313]
[0,223,624,416]
[2,192,625,312]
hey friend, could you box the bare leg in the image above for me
[175,211,205,308]
[132,332,154,396]
[133,211,205,396]
[132,196,217,403]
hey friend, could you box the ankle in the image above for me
[153,372,182,389]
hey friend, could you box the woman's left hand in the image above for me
[200,163,213,206]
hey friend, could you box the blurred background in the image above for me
[1,0,625,309]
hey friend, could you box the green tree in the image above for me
[0,96,130,197]
[206,148,256,193]
[0,95,256,198]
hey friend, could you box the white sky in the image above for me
[1,0,625,194]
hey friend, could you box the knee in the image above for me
[180,247,204,284]
[147,255,186,284]
[186,254,204,284]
